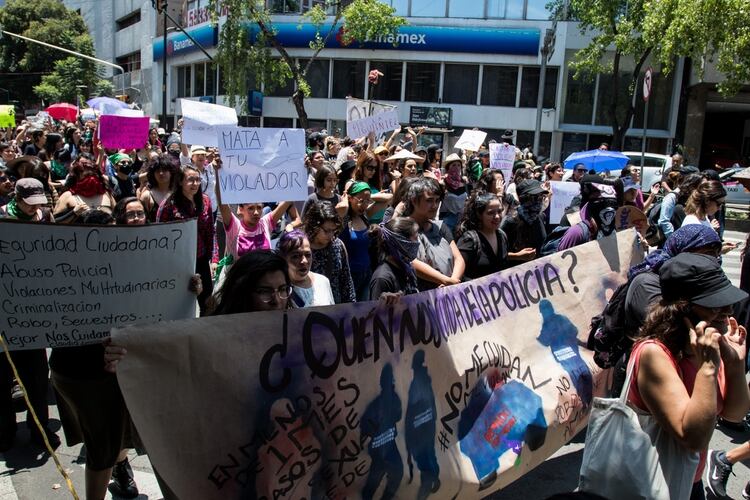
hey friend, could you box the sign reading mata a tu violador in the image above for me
[114,231,641,500]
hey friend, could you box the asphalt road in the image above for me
[0,231,747,500]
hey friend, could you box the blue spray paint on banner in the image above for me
[246,23,540,56]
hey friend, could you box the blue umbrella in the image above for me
[564,149,630,173]
[86,96,129,113]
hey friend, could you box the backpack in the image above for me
[644,202,665,247]
[586,280,633,368]
[540,221,590,256]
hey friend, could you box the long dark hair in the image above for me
[354,150,382,190]
[455,191,498,239]
[686,180,726,215]
[146,154,177,190]
[171,165,204,213]
[113,196,143,225]
[676,173,704,205]
[637,299,691,358]
[303,201,342,241]
[209,250,290,315]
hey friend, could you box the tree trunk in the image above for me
[292,89,308,130]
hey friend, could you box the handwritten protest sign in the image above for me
[549,181,581,225]
[98,115,150,149]
[615,206,648,235]
[114,231,641,500]
[215,126,306,204]
[180,99,239,147]
[0,220,197,350]
[347,109,400,140]
[490,142,516,180]
[454,130,487,152]
[346,97,396,124]
[0,105,15,128]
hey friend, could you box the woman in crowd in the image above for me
[455,192,509,280]
[43,133,63,161]
[476,168,518,219]
[303,200,356,304]
[352,150,391,224]
[369,217,420,301]
[324,136,340,161]
[276,230,334,307]
[626,252,749,499]
[402,177,465,290]
[113,196,148,226]
[338,182,374,301]
[440,153,469,233]
[337,159,356,196]
[54,153,116,221]
[682,180,726,231]
[64,126,82,160]
[389,158,419,193]
[157,165,215,314]
[146,127,162,152]
[139,154,176,222]
[301,165,339,217]
[545,162,564,182]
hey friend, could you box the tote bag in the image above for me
[578,351,699,500]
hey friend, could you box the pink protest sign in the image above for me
[99,115,150,149]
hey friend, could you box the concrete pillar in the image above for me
[682,84,708,166]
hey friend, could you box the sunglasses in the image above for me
[365,165,377,171]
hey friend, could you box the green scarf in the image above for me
[50,159,67,180]
[5,198,33,221]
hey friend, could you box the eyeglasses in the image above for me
[124,210,146,220]
[254,285,292,303]
[377,152,388,157]
[713,198,726,206]
[184,177,201,184]
[575,168,587,173]
[365,164,377,171]
[0,176,8,183]
[319,226,339,236]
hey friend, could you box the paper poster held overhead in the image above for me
[454,129,487,152]
[98,115,150,150]
[180,99,238,147]
[215,126,306,204]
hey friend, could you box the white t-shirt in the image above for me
[681,214,712,228]
[180,154,217,213]
[292,272,334,308]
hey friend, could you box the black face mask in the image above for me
[119,163,134,175]
[589,198,618,237]
[168,150,180,160]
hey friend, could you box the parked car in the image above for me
[623,152,672,190]
[720,167,750,206]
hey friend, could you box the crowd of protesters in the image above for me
[1,112,749,500]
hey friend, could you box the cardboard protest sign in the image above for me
[0,105,15,128]
[454,130,487,152]
[0,220,197,350]
[489,142,516,180]
[114,231,641,500]
[549,181,581,225]
[346,97,396,124]
[180,99,239,147]
[98,115,150,149]
[215,126,306,204]
[615,206,648,235]
[347,109,400,140]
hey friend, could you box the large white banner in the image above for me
[0,220,198,350]
[215,126,307,204]
[345,98,399,139]
[180,99,239,147]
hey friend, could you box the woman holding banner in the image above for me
[157,165,215,314]
[455,192,509,280]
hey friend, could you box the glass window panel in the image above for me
[448,0,483,18]
[443,64,479,104]
[562,70,594,124]
[370,61,403,101]
[266,62,295,98]
[405,63,440,103]
[332,60,365,99]
[300,59,330,98]
[177,65,191,98]
[516,130,552,158]
[411,0,446,17]
[519,67,558,108]
[306,119,327,132]
[193,63,205,97]
[388,0,408,16]
[633,70,673,130]
[218,68,226,95]
[206,65,216,98]
[526,0,552,19]
[488,0,524,18]
[239,116,261,127]
[268,0,300,13]
[561,132,588,161]
[481,65,518,106]
[594,73,631,127]
[264,117,294,128]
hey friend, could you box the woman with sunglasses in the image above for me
[139,154,176,222]
[352,151,392,224]
[304,200,356,304]
[54,153,116,222]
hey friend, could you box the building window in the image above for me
[177,65,192,98]
[301,59,330,98]
[115,52,141,73]
[332,60,365,99]
[370,61,403,101]
[406,63,439,103]
[488,0,524,19]
[116,10,141,31]
[632,70,672,130]
[307,119,327,132]
[594,73,631,127]
[515,130,552,158]
[239,116,261,127]
[448,0,484,18]
[266,77,294,98]
[519,67,558,108]
[443,64,478,105]
[526,0,552,19]
[193,62,206,97]
[268,0,301,13]
[386,0,409,15]
[264,117,294,128]
[562,69,594,125]
[411,0,446,17]
[206,64,217,98]
[481,65,518,106]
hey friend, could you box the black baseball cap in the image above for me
[516,179,548,198]
[660,253,747,308]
